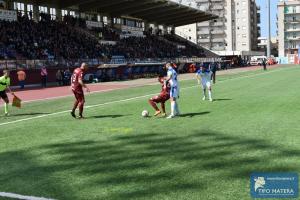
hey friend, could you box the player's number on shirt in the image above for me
[71,74,77,84]
[72,73,82,84]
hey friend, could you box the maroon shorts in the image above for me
[73,90,85,103]
[151,94,169,103]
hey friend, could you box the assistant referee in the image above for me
[0,70,14,116]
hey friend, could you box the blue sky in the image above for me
[257,0,278,37]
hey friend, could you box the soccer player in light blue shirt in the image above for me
[165,63,180,118]
[196,65,213,102]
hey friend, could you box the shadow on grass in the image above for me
[0,131,299,200]
[213,98,232,101]
[11,112,51,117]
[179,112,210,118]
[86,114,130,119]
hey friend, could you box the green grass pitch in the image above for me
[0,65,299,200]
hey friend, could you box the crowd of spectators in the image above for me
[56,69,72,86]
[0,15,105,59]
[0,14,208,61]
[93,27,120,41]
[108,35,207,59]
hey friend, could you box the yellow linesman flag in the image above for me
[12,95,22,108]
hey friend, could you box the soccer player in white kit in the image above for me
[196,65,213,102]
[165,63,180,119]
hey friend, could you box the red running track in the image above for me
[0,84,131,105]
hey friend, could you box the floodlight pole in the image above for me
[267,0,271,58]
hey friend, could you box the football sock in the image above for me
[161,103,166,113]
[149,99,159,111]
[79,102,84,116]
[171,101,175,116]
[203,89,206,98]
[4,103,8,114]
[175,102,180,115]
[72,101,79,113]
[208,90,212,100]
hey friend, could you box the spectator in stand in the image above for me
[29,10,33,20]
[56,69,63,86]
[96,69,103,81]
[0,1,5,9]
[64,69,72,85]
[116,66,124,80]
[17,68,26,89]
[41,66,48,88]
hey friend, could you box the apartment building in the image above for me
[278,0,300,58]
[176,0,262,56]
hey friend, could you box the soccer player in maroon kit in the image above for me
[70,63,90,119]
[148,75,170,117]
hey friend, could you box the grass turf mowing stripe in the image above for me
[0,192,55,200]
[0,66,295,127]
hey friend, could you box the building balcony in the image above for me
[284,20,300,23]
[213,11,224,16]
[198,30,210,34]
[197,21,210,26]
[285,37,300,41]
[285,11,300,15]
[211,30,224,34]
[198,5,209,11]
[285,29,300,32]
[198,38,210,43]
[211,38,224,43]
[212,46,225,51]
[211,5,223,10]
[211,22,224,26]
[285,47,298,49]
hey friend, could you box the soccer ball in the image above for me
[142,110,149,117]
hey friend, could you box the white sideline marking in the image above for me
[0,67,294,127]
[0,192,55,200]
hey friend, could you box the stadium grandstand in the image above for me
[0,0,219,85]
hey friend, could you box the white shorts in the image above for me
[170,86,179,98]
[202,81,211,89]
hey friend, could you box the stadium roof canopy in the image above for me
[36,0,217,27]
